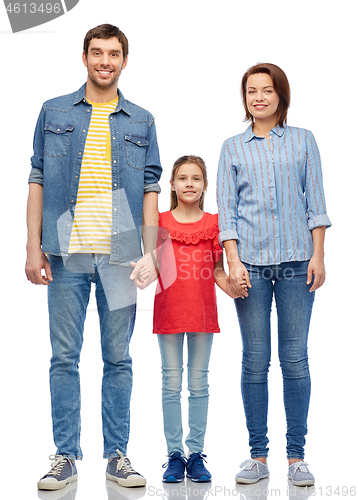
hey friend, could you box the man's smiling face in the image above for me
[82,37,128,92]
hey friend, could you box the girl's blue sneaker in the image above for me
[162,452,187,482]
[186,452,212,482]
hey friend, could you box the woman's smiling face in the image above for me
[246,73,280,124]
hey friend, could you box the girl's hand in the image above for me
[226,277,248,298]
[130,253,158,290]
[228,263,251,298]
[307,254,325,292]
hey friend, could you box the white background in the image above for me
[0,1,357,499]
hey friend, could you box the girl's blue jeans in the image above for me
[234,260,315,460]
[47,254,137,460]
[157,332,214,456]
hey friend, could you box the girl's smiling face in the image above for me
[246,73,280,124]
[170,162,206,207]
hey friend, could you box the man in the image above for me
[25,24,161,490]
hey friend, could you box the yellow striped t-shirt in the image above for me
[68,97,118,254]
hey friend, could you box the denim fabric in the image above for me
[28,83,162,263]
[234,261,314,459]
[157,333,214,456]
[47,254,137,459]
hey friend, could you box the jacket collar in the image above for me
[73,83,131,115]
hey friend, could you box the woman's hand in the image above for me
[227,262,251,299]
[307,254,325,292]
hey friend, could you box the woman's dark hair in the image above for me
[241,63,290,127]
[83,24,128,59]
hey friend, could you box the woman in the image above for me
[217,63,331,487]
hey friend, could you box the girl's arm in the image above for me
[214,253,247,299]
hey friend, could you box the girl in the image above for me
[134,155,244,483]
[217,63,331,487]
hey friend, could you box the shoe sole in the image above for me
[187,475,211,482]
[163,475,184,482]
[235,473,269,484]
[288,475,315,487]
[106,472,146,487]
[37,474,78,490]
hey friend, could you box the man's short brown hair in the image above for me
[83,24,129,59]
[241,63,290,128]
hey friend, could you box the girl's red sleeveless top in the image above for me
[153,211,223,334]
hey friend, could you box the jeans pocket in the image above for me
[44,123,75,157]
[124,134,148,170]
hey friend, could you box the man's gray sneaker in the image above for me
[38,455,77,490]
[106,449,146,487]
[235,459,270,484]
[288,461,315,486]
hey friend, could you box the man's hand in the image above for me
[130,252,158,290]
[25,247,52,285]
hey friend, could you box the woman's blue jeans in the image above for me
[234,261,315,460]
[157,333,214,456]
[47,254,137,460]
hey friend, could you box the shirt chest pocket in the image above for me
[124,134,148,170]
[44,123,75,157]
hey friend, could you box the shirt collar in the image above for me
[73,83,131,115]
[244,123,286,143]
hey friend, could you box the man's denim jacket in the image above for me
[29,83,162,264]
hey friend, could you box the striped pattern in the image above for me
[217,125,331,266]
[69,98,118,254]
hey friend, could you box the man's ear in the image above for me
[122,56,128,70]
[82,51,88,68]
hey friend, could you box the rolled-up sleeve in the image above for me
[143,116,162,193]
[28,106,45,185]
[305,130,331,230]
[216,139,240,245]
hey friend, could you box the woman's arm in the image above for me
[307,226,326,292]
[222,240,251,299]
[214,253,245,298]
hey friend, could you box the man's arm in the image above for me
[130,191,159,286]
[25,183,52,285]
[142,191,159,254]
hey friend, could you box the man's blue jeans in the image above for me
[234,261,315,460]
[157,333,214,456]
[47,254,137,460]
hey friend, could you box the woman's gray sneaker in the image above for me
[235,459,270,484]
[288,461,315,486]
[106,449,146,487]
[38,455,77,490]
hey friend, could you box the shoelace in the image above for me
[239,459,264,476]
[115,449,137,475]
[47,455,68,477]
[290,461,310,474]
[188,452,207,469]
[162,455,187,469]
